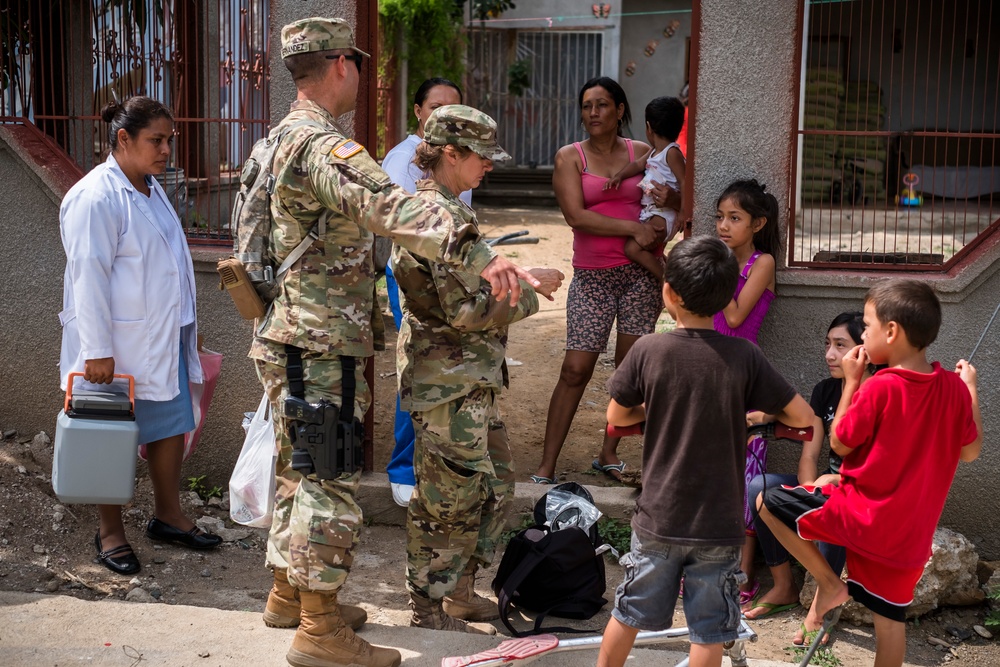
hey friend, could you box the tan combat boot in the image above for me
[264,569,367,631]
[287,591,401,667]
[442,562,499,621]
[409,592,497,635]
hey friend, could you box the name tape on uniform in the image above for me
[332,140,364,159]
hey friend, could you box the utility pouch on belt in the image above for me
[282,345,362,480]
[217,257,267,320]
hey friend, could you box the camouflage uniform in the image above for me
[393,106,539,601]
[252,90,498,593]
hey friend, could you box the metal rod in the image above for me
[968,299,1000,364]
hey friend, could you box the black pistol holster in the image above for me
[282,345,363,480]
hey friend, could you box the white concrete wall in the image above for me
[619,0,691,140]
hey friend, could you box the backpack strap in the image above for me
[273,210,328,281]
[268,118,331,281]
[241,119,324,281]
[496,531,601,638]
[496,541,548,637]
[528,599,602,637]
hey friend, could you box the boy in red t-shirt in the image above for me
[759,279,983,667]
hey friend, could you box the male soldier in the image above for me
[256,17,540,667]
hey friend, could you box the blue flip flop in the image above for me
[592,459,626,481]
[529,474,557,484]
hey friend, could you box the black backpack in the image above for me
[492,482,608,637]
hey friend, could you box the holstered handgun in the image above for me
[284,396,362,480]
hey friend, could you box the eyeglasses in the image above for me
[326,53,364,73]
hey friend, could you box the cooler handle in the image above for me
[64,372,136,413]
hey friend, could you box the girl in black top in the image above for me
[742,312,868,632]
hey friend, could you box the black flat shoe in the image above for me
[145,517,222,550]
[94,532,141,575]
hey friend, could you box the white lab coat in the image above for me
[59,154,202,401]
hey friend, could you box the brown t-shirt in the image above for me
[607,328,797,546]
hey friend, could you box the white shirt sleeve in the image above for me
[60,189,119,360]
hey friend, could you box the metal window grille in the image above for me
[790,0,999,270]
[0,0,269,244]
[466,29,604,168]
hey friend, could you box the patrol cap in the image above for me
[280,17,370,60]
[423,105,511,162]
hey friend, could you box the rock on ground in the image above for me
[801,527,983,624]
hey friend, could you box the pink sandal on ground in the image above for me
[738,580,761,606]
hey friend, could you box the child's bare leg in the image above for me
[657,213,683,244]
[596,616,640,667]
[872,613,906,667]
[743,562,799,617]
[624,237,664,279]
[757,494,848,640]
[689,643,724,667]
[740,533,757,595]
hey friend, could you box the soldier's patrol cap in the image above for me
[280,17,370,60]
[423,105,511,162]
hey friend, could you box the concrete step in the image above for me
[357,472,639,529]
[474,167,558,208]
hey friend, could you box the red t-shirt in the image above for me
[802,363,977,569]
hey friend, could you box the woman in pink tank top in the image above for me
[532,77,680,485]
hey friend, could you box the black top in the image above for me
[607,328,797,546]
[808,377,844,474]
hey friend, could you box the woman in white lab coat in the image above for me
[59,96,221,575]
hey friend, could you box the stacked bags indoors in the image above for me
[801,68,844,203]
[838,80,888,204]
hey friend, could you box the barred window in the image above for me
[791,0,999,271]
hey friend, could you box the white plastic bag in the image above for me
[229,393,276,528]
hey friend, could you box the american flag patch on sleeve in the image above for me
[332,140,364,159]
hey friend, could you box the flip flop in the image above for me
[792,605,842,647]
[741,600,799,620]
[738,580,761,606]
[529,474,556,485]
[796,606,843,666]
[592,459,626,481]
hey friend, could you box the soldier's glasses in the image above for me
[326,53,364,73]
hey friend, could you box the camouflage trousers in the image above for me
[254,350,371,593]
[405,387,514,600]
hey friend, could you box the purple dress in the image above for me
[713,251,776,531]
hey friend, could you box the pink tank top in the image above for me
[713,251,776,345]
[571,140,643,269]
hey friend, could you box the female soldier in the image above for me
[393,105,563,632]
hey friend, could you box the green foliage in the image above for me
[985,587,1000,629]
[500,514,535,545]
[99,0,164,34]
[379,0,466,132]
[472,0,517,21]
[597,517,632,555]
[789,644,842,667]
[187,475,223,501]
[507,59,531,97]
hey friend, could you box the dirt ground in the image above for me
[1,205,997,665]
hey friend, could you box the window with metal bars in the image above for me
[465,29,605,168]
[0,0,270,245]
[790,0,999,271]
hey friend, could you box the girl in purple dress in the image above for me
[712,179,781,605]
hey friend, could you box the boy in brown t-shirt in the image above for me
[598,237,814,667]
